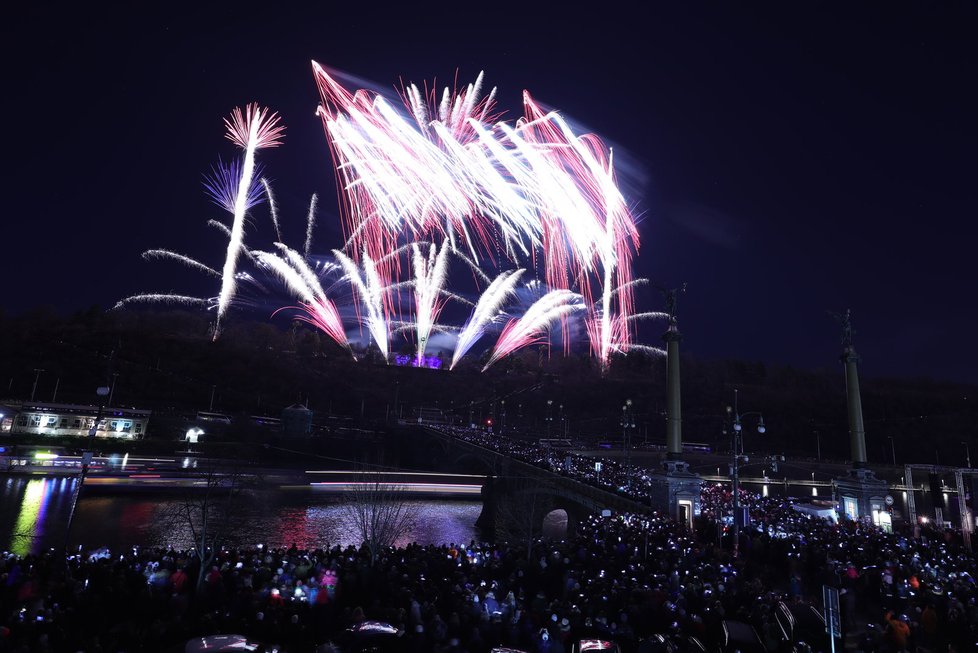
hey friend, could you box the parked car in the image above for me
[775,601,827,651]
[638,634,708,653]
[185,635,277,653]
[335,621,405,652]
[720,620,766,653]
[571,640,621,653]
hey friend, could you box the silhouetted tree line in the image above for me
[0,306,974,465]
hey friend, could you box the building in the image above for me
[0,400,151,439]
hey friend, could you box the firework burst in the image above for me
[214,104,285,339]
[483,289,585,371]
[254,244,350,352]
[409,241,452,365]
[333,248,390,359]
[450,269,524,370]
[311,63,642,369]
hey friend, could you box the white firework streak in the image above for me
[450,269,524,370]
[333,248,389,359]
[253,247,349,351]
[261,178,283,242]
[214,104,284,339]
[142,249,221,278]
[304,193,318,258]
[410,241,451,365]
[204,220,259,264]
[483,290,585,371]
[113,294,212,310]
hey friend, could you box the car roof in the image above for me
[185,635,260,653]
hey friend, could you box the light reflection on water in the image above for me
[0,477,481,555]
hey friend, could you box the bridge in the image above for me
[420,427,654,534]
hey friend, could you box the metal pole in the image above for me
[64,387,109,560]
[108,373,119,407]
[209,385,216,412]
[905,465,918,535]
[51,378,60,403]
[30,369,44,402]
[955,469,972,551]
[889,437,897,465]
[733,425,741,559]
[816,431,821,462]
[964,442,972,469]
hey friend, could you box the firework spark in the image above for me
[410,241,452,365]
[333,248,389,359]
[203,157,265,214]
[304,193,318,258]
[214,103,285,339]
[261,178,283,242]
[483,289,585,371]
[450,269,524,370]
[254,245,349,351]
[142,249,221,278]
[113,294,212,310]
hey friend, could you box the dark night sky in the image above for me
[4,4,977,383]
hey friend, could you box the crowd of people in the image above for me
[435,425,655,504]
[0,427,976,652]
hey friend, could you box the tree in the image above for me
[342,470,416,565]
[157,462,253,593]
[494,476,554,560]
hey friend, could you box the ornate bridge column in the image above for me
[649,285,701,527]
[832,310,887,522]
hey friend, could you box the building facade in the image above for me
[0,401,150,439]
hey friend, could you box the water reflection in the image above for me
[0,478,481,554]
[147,499,481,551]
[10,478,55,555]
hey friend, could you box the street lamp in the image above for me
[727,389,765,559]
[64,385,110,558]
[546,400,553,438]
[30,369,45,402]
[963,441,973,469]
[621,399,636,488]
[888,436,897,466]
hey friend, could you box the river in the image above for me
[0,476,483,556]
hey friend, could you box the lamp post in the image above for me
[815,430,821,462]
[30,369,45,402]
[963,441,973,469]
[546,400,553,438]
[64,385,110,560]
[621,399,635,488]
[888,436,897,466]
[727,389,765,559]
[108,373,120,407]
